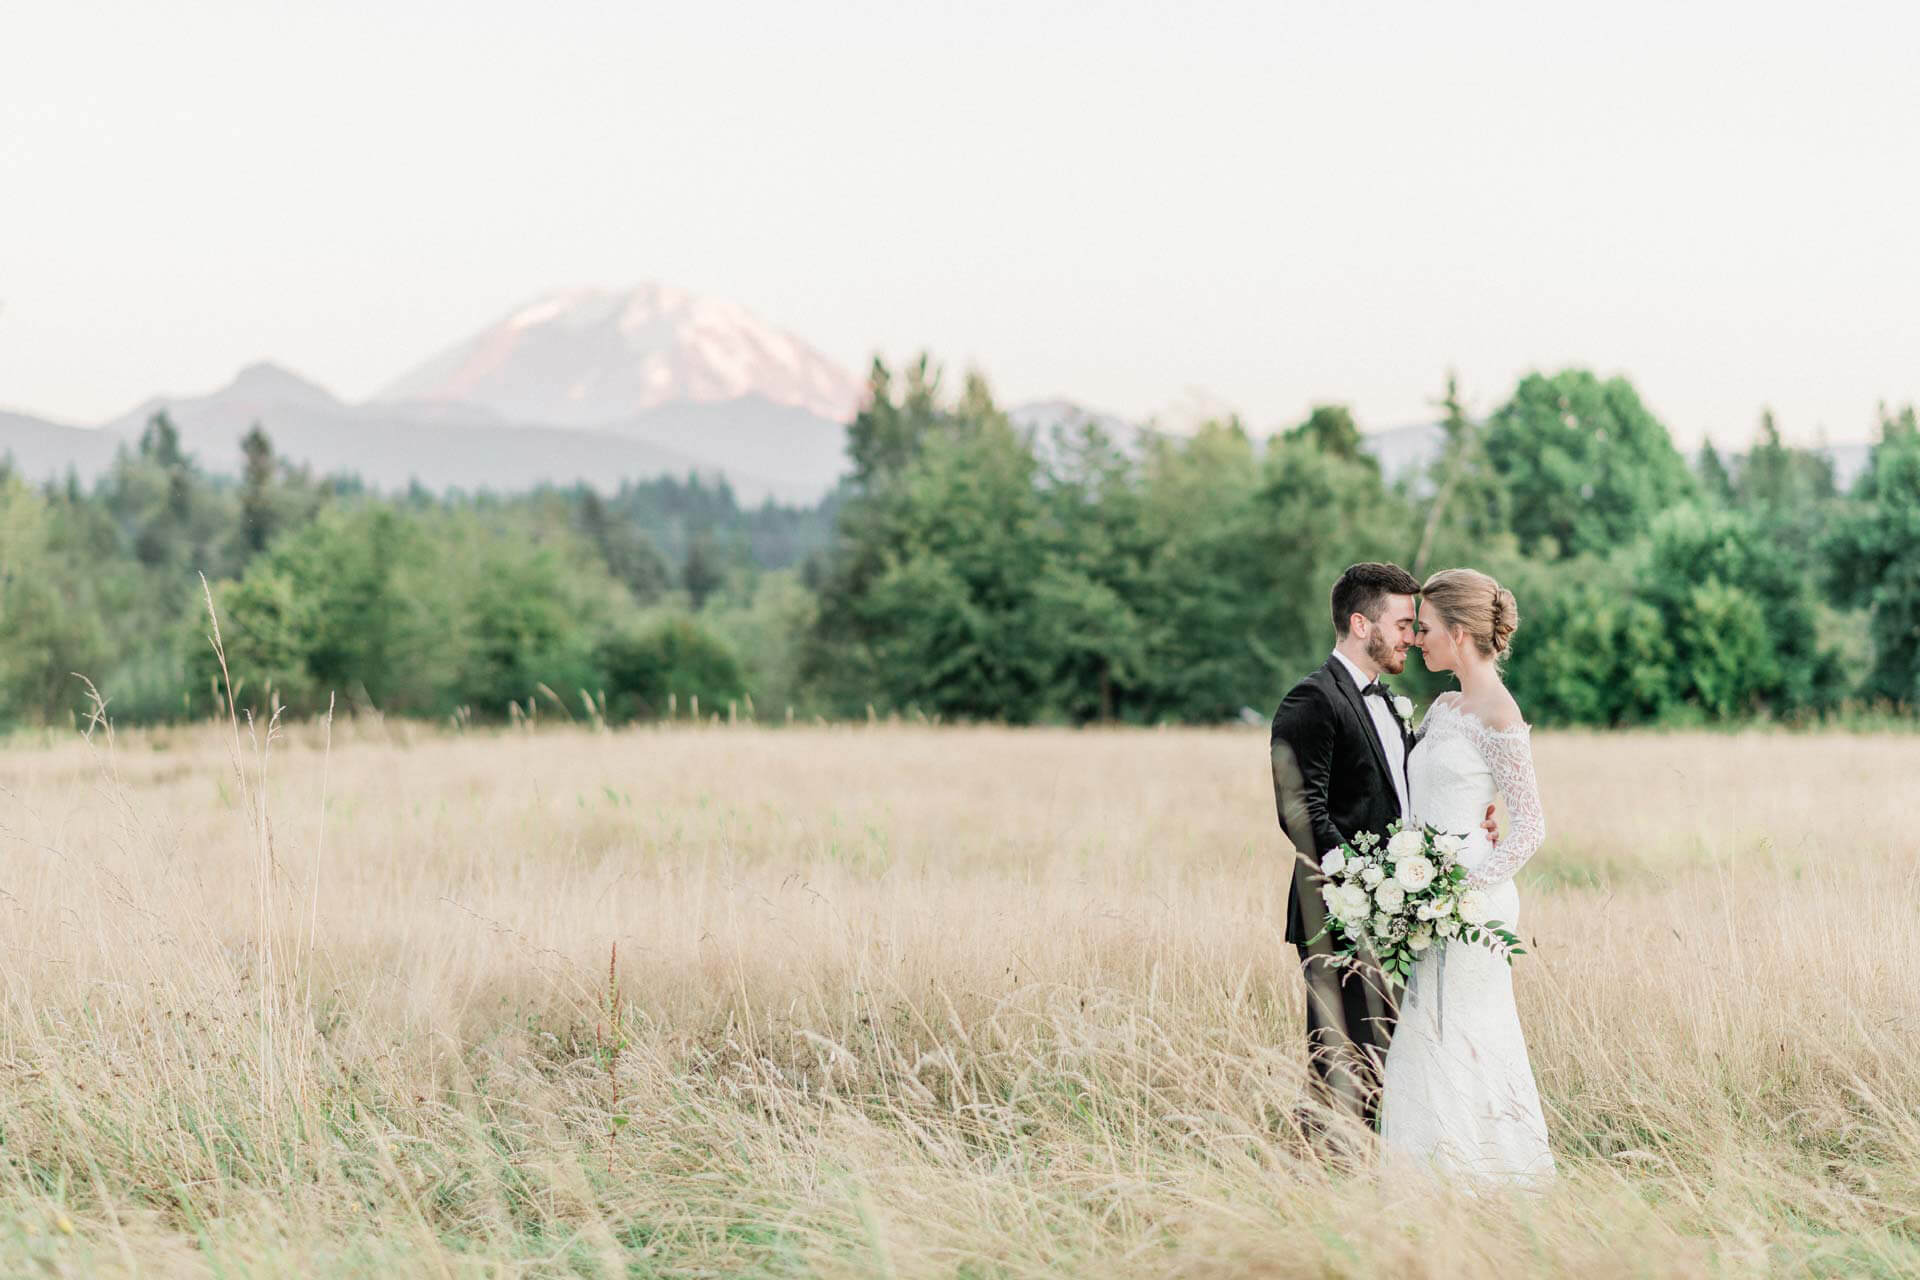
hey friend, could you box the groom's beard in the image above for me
[1368,627,1406,675]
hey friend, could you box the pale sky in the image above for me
[3,0,1916,447]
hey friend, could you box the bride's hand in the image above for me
[1482,803,1500,845]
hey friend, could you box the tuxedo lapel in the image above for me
[1323,657,1397,812]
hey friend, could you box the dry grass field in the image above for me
[0,717,1913,1276]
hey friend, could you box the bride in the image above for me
[1378,568,1555,1184]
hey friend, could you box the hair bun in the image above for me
[1491,586,1520,653]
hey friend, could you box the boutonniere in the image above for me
[1393,695,1415,724]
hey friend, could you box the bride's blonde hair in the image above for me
[1420,568,1519,659]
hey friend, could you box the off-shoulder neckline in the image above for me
[1424,695,1532,739]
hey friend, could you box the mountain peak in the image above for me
[374,283,863,426]
[227,361,341,407]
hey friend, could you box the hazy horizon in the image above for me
[4,0,1916,448]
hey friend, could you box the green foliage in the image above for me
[1738,410,1836,511]
[1678,578,1779,719]
[597,616,746,720]
[1483,370,1696,560]
[1637,506,1840,718]
[0,477,109,726]
[1695,440,1737,506]
[204,506,631,719]
[1504,506,1842,724]
[572,487,671,604]
[681,534,726,610]
[1413,373,1510,577]
[1284,405,1369,464]
[811,360,1419,723]
[858,388,1057,719]
[1134,430,1414,721]
[452,518,620,715]
[1505,566,1675,725]
[1033,420,1153,721]
[811,364,1054,719]
[1826,406,1920,706]
[846,355,944,488]
[697,570,818,716]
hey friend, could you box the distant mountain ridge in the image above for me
[0,408,120,482]
[96,361,737,498]
[0,289,1880,502]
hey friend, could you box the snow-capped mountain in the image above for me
[376,284,864,427]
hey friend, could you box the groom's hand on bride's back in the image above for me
[1483,803,1500,845]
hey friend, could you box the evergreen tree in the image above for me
[575,487,672,603]
[239,424,277,556]
[682,534,725,610]
[1284,404,1368,463]
[138,412,185,468]
[1413,372,1508,576]
[845,354,944,487]
[1036,416,1151,720]
[1696,438,1737,505]
[1826,405,1920,705]
[1739,408,1835,510]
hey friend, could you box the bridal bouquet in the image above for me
[1310,821,1525,978]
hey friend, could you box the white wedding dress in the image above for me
[1378,695,1556,1185]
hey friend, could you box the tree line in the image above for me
[1,362,1915,731]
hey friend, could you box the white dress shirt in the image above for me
[1331,648,1410,818]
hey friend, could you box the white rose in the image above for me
[1386,829,1425,859]
[1415,902,1434,921]
[1373,880,1406,913]
[1393,695,1414,722]
[1394,855,1436,893]
[1372,912,1392,935]
[1320,848,1346,876]
[1434,833,1465,857]
[1408,930,1433,953]
[1335,884,1371,923]
[1361,865,1385,888]
[1437,917,1460,938]
[1428,897,1453,919]
[1457,890,1492,926]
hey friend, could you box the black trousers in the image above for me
[1296,941,1399,1130]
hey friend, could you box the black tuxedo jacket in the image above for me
[1270,656,1410,946]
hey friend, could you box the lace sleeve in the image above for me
[1467,724,1546,888]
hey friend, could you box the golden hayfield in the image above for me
[0,718,1914,1276]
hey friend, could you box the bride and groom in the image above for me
[1270,562,1554,1183]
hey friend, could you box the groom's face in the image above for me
[1366,593,1419,675]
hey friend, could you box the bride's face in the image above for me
[1416,600,1464,673]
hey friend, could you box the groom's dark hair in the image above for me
[1331,562,1421,635]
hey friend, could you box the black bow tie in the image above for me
[1362,680,1393,700]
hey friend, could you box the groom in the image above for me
[1270,562,1492,1132]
